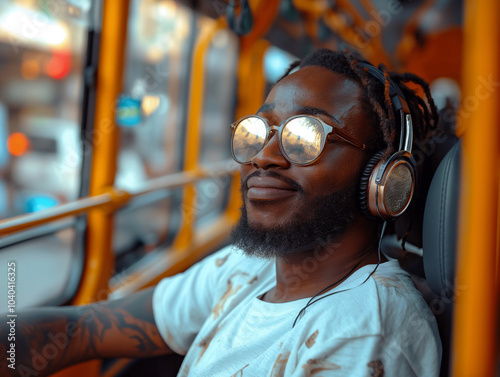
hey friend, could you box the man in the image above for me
[1,49,441,376]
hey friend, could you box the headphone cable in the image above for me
[292,221,387,328]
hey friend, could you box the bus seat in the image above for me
[381,133,460,376]
[422,139,461,377]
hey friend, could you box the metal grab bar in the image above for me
[129,159,239,196]
[0,194,112,236]
[0,159,239,236]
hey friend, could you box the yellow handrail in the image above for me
[0,194,111,235]
[129,159,238,196]
[0,160,238,236]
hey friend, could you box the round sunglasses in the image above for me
[230,115,366,166]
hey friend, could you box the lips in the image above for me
[246,176,298,201]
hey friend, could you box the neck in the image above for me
[262,217,384,303]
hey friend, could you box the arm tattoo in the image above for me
[0,287,170,377]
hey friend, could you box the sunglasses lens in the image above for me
[232,117,267,163]
[282,117,325,164]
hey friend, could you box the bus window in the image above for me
[112,0,194,270]
[0,1,92,309]
[196,26,239,228]
[0,218,84,309]
[0,0,89,218]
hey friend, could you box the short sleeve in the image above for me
[152,245,233,354]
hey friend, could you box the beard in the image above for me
[230,178,358,259]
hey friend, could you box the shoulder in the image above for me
[369,261,439,335]
[297,260,440,343]
[292,261,441,376]
[369,261,442,367]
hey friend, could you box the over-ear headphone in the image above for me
[358,62,417,220]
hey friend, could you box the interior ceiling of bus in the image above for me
[0,0,463,88]
[198,0,463,84]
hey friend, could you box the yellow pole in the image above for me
[72,0,130,305]
[452,0,500,375]
[173,18,226,249]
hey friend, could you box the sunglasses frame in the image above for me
[230,114,367,166]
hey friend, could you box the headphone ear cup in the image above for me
[359,151,385,220]
[375,154,416,219]
[363,151,417,220]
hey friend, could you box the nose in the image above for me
[250,131,290,169]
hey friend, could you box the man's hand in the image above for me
[0,287,171,377]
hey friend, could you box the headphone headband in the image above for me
[358,62,413,153]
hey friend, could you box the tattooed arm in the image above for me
[0,287,172,377]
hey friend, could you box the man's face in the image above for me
[231,66,376,257]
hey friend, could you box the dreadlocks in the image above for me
[278,48,439,161]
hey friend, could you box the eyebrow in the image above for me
[256,103,275,114]
[256,103,340,124]
[294,106,341,124]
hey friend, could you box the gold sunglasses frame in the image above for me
[230,114,366,166]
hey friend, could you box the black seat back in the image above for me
[422,140,461,376]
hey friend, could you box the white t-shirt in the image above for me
[153,245,441,376]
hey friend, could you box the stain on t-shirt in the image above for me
[212,271,250,319]
[305,330,319,348]
[216,254,230,267]
[372,274,408,294]
[230,363,249,377]
[301,358,341,375]
[196,325,222,364]
[368,359,384,377]
[270,350,291,376]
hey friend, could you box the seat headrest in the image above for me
[422,140,461,298]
